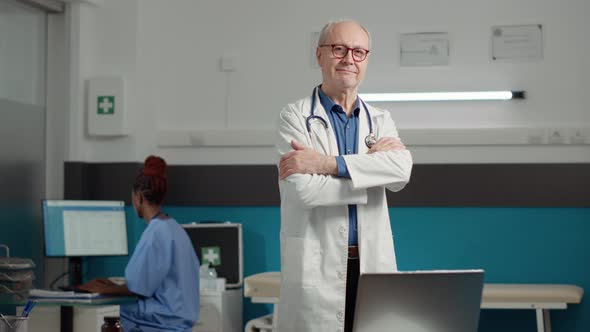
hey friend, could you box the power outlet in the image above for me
[569,129,587,144]
[219,55,238,72]
[547,129,566,144]
[527,129,545,144]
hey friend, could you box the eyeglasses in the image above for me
[319,44,370,62]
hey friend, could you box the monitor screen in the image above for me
[43,200,128,257]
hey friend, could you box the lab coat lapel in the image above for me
[357,100,370,155]
[309,124,332,155]
[310,93,338,156]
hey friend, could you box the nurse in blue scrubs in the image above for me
[80,155,200,332]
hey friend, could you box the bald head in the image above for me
[318,20,371,49]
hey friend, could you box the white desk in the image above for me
[243,272,584,332]
[17,305,120,332]
[14,296,134,332]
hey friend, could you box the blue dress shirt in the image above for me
[318,87,359,246]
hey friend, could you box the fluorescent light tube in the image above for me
[359,91,525,102]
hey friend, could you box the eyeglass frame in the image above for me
[319,44,370,62]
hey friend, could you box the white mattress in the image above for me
[483,283,583,303]
[244,272,281,298]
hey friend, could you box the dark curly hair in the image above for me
[133,155,167,205]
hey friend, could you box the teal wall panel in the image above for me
[85,207,590,332]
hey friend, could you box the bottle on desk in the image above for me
[101,316,122,332]
[200,263,218,292]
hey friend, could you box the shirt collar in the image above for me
[318,86,360,117]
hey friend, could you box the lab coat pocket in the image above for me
[283,237,320,288]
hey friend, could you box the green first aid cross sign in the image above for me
[97,96,115,115]
[201,246,222,266]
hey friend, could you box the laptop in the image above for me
[353,270,484,332]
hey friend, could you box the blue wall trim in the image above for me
[86,207,589,332]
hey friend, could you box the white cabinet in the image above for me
[193,289,242,332]
[17,305,119,332]
[74,306,120,332]
[17,306,60,332]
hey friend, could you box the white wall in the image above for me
[57,0,590,164]
[0,0,46,106]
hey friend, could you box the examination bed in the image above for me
[243,272,583,332]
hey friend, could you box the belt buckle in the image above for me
[348,246,359,259]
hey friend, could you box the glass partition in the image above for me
[0,0,47,297]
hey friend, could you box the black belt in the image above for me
[348,246,359,259]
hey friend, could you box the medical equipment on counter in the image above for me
[0,245,35,303]
[183,223,243,332]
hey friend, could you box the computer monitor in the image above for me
[43,200,128,257]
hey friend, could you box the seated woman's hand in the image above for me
[78,278,116,293]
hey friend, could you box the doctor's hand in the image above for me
[367,137,406,154]
[279,140,337,180]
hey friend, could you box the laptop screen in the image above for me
[353,270,484,332]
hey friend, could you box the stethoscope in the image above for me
[306,87,377,154]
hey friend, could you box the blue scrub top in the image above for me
[120,216,200,332]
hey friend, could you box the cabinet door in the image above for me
[74,306,120,332]
[193,295,222,332]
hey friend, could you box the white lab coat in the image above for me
[275,91,413,332]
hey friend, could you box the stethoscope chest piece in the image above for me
[365,133,377,148]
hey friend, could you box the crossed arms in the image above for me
[276,107,413,208]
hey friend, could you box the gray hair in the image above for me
[317,20,372,49]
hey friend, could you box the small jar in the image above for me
[101,316,122,332]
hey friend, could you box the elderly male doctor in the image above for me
[275,20,413,332]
